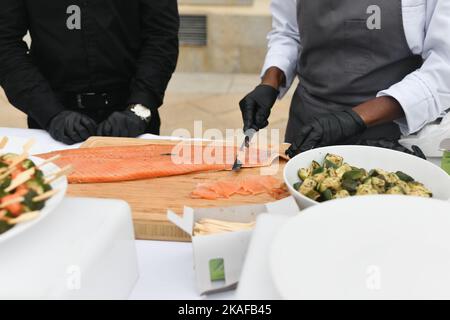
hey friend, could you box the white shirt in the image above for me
[263,0,450,135]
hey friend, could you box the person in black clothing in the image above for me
[0,0,179,144]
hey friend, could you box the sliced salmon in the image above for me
[191,185,221,200]
[36,143,276,184]
[210,180,242,198]
[240,176,281,195]
[190,175,288,200]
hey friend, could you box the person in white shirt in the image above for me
[239,0,450,157]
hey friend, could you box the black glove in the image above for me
[48,111,97,145]
[361,139,426,159]
[97,109,147,138]
[286,109,367,158]
[239,84,279,132]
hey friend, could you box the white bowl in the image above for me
[284,145,450,209]
[270,196,450,299]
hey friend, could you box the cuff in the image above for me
[127,90,161,111]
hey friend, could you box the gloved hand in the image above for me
[97,109,147,138]
[48,111,97,145]
[239,84,279,132]
[361,139,426,159]
[286,109,367,158]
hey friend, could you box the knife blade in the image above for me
[440,138,450,151]
[232,129,256,171]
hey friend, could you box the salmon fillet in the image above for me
[191,175,289,200]
[36,143,276,184]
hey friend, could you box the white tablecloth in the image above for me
[0,127,234,300]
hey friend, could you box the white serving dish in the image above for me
[0,156,67,243]
[0,197,138,299]
[284,145,450,209]
[270,196,450,300]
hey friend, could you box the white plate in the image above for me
[284,145,450,209]
[270,196,450,300]
[0,158,67,244]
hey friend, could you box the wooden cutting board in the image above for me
[66,137,288,242]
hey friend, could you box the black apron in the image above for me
[285,0,423,144]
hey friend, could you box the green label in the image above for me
[209,258,225,282]
[442,151,450,175]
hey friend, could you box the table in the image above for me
[0,127,234,300]
[3,127,444,299]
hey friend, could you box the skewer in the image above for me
[32,189,59,202]
[0,153,29,180]
[193,219,256,236]
[199,219,256,227]
[7,211,40,225]
[5,152,29,170]
[0,153,28,180]
[0,169,13,181]
[44,165,73,184]
[0,165,18,181]
[37,154,61,168]
[22,138,36,154]
[195,224,246,233]
[0,196,25,209]
[0,137,8,149]
[4,167,35,193]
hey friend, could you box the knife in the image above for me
[232,129,256,171]
[440,138,450,151]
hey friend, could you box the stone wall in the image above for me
[177,0,271,73]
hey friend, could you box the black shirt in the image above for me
[0,0,179,128]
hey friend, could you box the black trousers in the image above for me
[28,90,161,135]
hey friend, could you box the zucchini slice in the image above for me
[395,171,414,183]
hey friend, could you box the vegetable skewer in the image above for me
[7,211,40,225]
[1,144,69,236]
[5,167,36,192]
[0,196,25,209]
[32,189,59,202]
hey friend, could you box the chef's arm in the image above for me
[374,0,450,135]
[353,96,405,127]
[260,0,300,98]
[0,0,65,128]
[127,0,179,110]
[261,67,286,90]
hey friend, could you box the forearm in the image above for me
[353,96,405,127]
[261,67,286,91]
[260,0,300,97]
[0,40,64,128]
